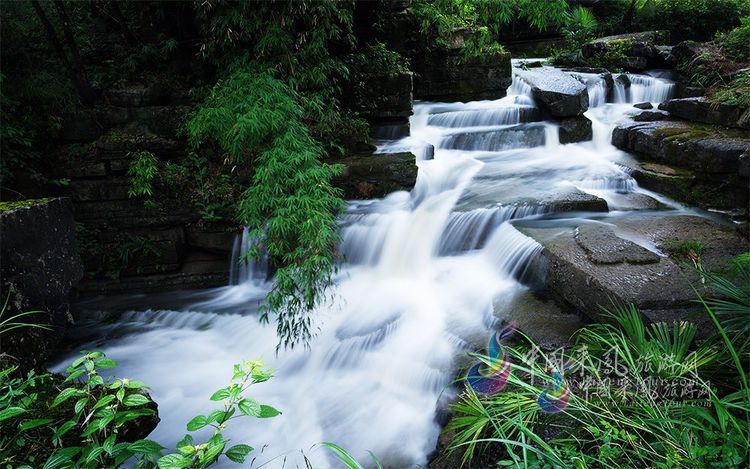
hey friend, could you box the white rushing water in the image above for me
[55,65,678,468]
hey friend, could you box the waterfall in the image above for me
[613,73,675,104]
[54,64,682,468]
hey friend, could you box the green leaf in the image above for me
[52,420,77,440]
[177,445,196,455]
[93,394,116,410]
[43,447,81,469]
[64,369,85,383]
[156,453,192,469]
[123,393,151,407]
[0,406,26,422]
[318,442,364,469]
[176,434,193,448]
[201,441,225,465]
[258,404,281,418]
[186,414,209,431]
[116,387,125,402]
[237,398,261,416]
[51,387,84,408]
[125,380,147,389]
[19,418,53,430]
[103,434,117,455]
[85,446,106,464]
[95,358,117,369]
[129,439,165,456]
[225,444,253,463]
[74,397,88,415]
[210,388,231,401]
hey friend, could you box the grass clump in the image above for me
[445,262,750,467]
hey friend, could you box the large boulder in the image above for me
[582,31,672,71]
[0,198,84,369]
[332,151,418,199]
[522,215,748,335]
[516,68,589,117]
[659,97,750,130]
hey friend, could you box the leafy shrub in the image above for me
[1,353,278,468]
[716,17,750,61]
[561,6,598,48]
[187,65,344,348]
[587,39,633,71]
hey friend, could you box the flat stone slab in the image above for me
[575,224,660,264]
[521,214,748,334]
[659,97,749,129]
[515,68,589,117]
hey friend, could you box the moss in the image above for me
[0,198,53,213]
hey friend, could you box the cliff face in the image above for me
[0,198,83,369]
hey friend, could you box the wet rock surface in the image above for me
[522,215,748,335]
[516,68,589,117]
[575,224,660,265]
[559,116,593,143]
[659,97,750,129]
[332,151,418,199]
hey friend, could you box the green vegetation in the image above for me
[127,151,159,199]
[1,353,277,468]
[0,198,53,213]
[446,258,750,467]
[187,66,345,348]
[633,0,750,43]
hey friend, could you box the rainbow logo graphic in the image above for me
[536,368,570,413]
[466,323,515,394]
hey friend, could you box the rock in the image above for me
[575,224,660,265]
[186,226,236,255]
[559,116,593,144]
[622,56,647,71]
[104,82,189,107]
[659,97,750,130]
[521,215,747,334]
[582,31,669,56]
[675,84,705,98]
[332,151,418,199]
[632,109,669,121]
[615,73,631,88]
[0,198,83,370]
[413,49,512,101]
[516,68,589,117]
[634,102,653,110]
[612,120,750,174]
[538,189,608,213]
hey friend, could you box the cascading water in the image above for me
[54,63,681,468]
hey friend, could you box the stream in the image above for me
[55,63,692,467]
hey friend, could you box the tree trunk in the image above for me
[622,0,637,31]
[30,0,71,71]
[52,0,96,106]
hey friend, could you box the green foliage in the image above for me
[127,151,160,199]
[0,351,159,467]
[446,276,750,467]
[0,295,49,338]
[348,43,410,79]
[162,152,238,223]
[634,0,750,43]
[155,359,277,468]
[193,0,355,90]
[1,355,277,468]
[716,17,750,61]
[711,72,750,108]
[587,39,633,72]
[188,66,344,348]
[317,442,383,469]
[76,224,162,280]
[561,6,598,49]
